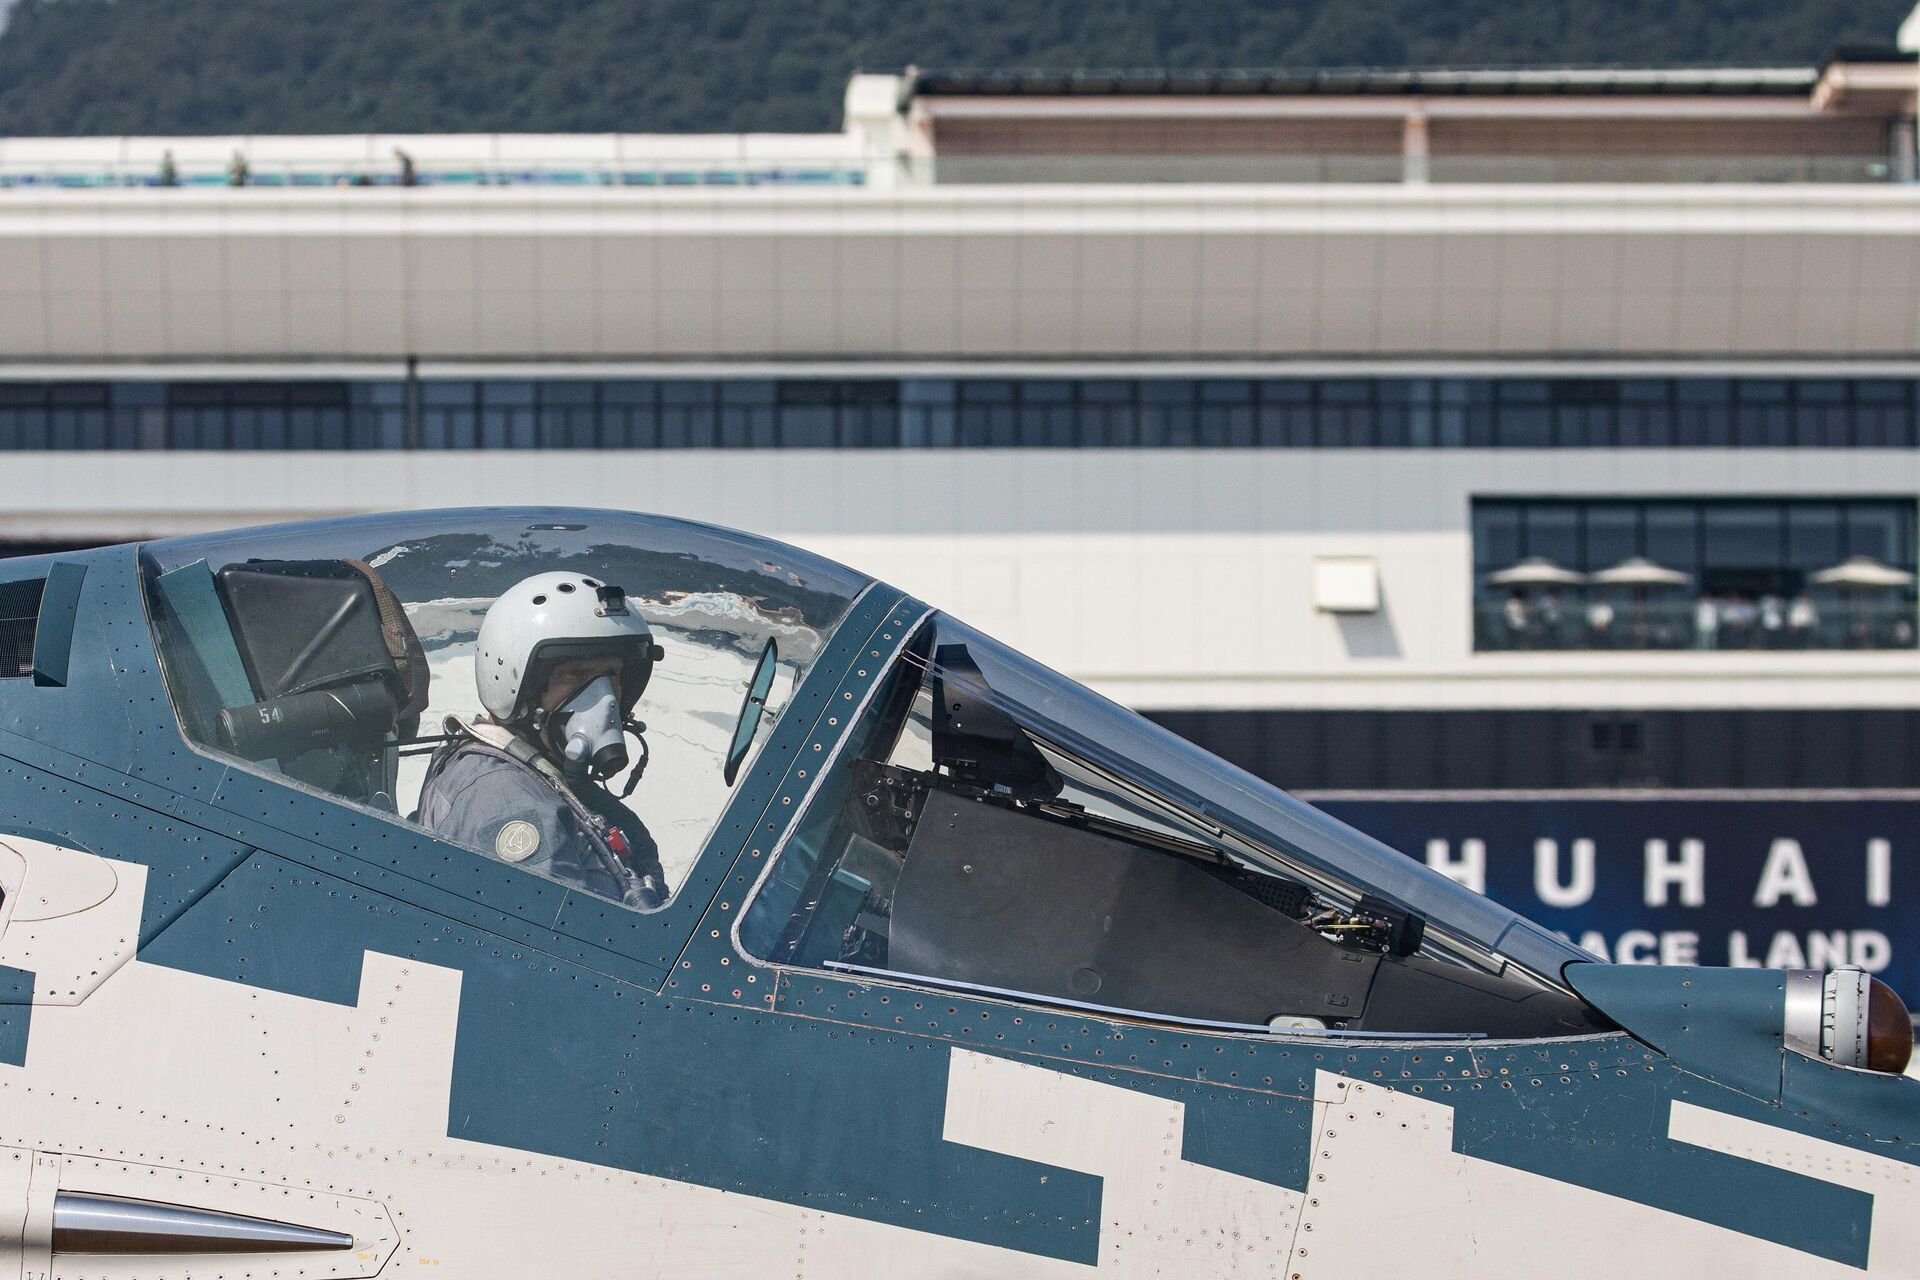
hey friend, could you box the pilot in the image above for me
[415,571,669,909]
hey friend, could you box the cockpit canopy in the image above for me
[740,611,1603,1037]
[140,508,871,906]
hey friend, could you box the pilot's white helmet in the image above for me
[474,571,663,724]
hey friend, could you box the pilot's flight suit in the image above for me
[415,723,667,910]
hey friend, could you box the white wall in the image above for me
[3,184,1920,360]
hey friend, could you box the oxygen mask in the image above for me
[552,675,629,780]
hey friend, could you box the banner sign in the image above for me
[1314,797,1917,1007]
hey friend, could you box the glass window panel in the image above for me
[49,382,109,409]
[958,406,1016,448]
[1787,504,1845,569]
[779,405,836,448]
[1372,389,1411,448]
[49,408,82,450]
[420,382,476,449]
[305,407,343,450]
[1552,405,1609,448]
[898,402,952,448]
[1673,380,1733,447]
[538,381,595,406]
[422,382,476,406]
[1583,505,1638,572]
[105,408,138,449]
[774,380,831,406]
[839,403,898,448]
[481,381,536,407]
[1473,503,1523,574]
[1018,403,1078,447]
[958,380,1016,404]
[1022,379,1074,403]
[1703,503,1783,568]
[1253,404,1312,448]
[842,380,897,406]
[1522,505,1578,567]
[1734,380,1792,447]
[110,381,166,409]
[140,511,871,915]
[727,405,778,447]
[1496,381,1551,448]
[1139,401,1197,447]
[1199,380,1253,405]
[1317,380,1374,448]
[900,379,956,405]
[1401,379,1438,447]
[1018,381,1076,446]
[536,407,592,449]
[1636,505,1692,575]
[1259,380,1312,404]
[1198,403,1255,447]
[1081,401,1135,447]
[20,408,51,450]
[600,380,658,406]
[259,407,292,450]
[660,381,718,447]
[1845,504,1914,566]
[1853,381,1915,447]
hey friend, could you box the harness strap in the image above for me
[424,716,639,893]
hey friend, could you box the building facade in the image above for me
[4,30,1920,997]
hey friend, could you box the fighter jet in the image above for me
[0,506,1911,1278]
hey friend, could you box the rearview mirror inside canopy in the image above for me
[724,637,779,786]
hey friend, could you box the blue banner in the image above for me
[1315,797,1917,1006]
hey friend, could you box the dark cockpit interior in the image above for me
[743,624,1608,1040]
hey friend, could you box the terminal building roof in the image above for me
[907,65,1834,98]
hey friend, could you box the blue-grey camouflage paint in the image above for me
[0,536,1910,1268]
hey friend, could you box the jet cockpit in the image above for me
[137,507,1603,1039]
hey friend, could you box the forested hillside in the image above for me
[0,0,1909,136]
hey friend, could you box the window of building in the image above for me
[1473,498,1919,651]
[1,375,1916,452]
[139,510,870,913]
[1148,707,1920,792]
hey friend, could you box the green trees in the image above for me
[0,0,1909,136]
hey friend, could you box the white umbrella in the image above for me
[1812,556,1915,647]
[1811,556,1915,589]
[1590,557,1691,646]
[1487,556,1586,587]
[1589,556,1693,587]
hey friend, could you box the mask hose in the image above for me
[618,720,650,799]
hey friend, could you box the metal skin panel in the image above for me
[0,527,1914,1274]
[1566,962,1797,1100]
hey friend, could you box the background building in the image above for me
[4,20,1920,1000]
